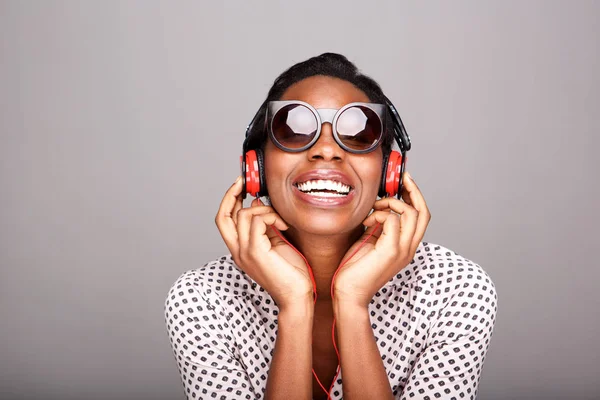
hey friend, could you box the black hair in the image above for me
[245,52,394,155]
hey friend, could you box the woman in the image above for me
[165,53,497,400]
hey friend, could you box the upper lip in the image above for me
[293,169,354,188]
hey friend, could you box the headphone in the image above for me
[240,94,411,200]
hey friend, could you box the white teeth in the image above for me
[306,191,346,197]
[297,179,351,194]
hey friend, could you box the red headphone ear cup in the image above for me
[385,151,403,197]
[244,150,261,197]
[254,148,268,197]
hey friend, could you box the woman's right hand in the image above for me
[215,176,314,310]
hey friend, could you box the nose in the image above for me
[306,122,345,161]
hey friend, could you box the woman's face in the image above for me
[264,75,383,236]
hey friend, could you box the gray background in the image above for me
[1,1,599,399]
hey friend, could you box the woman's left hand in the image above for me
[332,171,431,308]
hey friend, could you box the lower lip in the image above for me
[292,186,355,207]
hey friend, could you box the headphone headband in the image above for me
[244,99,268,139]
[382,94,411,153]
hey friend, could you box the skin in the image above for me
[215,76,431,400]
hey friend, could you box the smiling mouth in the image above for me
[294,179,353,197]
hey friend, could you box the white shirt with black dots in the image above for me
[165,241,497,399]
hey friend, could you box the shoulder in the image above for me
[164,254,263,316]
[167,254,261,298]
[391,241,496,291]
[387,241,498,319]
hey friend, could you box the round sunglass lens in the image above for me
[271,104,317,149]
[336,106,382,151]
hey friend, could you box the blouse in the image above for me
[164,241,497,399]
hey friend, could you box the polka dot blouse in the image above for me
[164,241,497,399]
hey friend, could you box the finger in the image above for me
[262,215,290,242]
[260,212,288,232]
[363,210,400,246]
[236,206,278,252]
[216,176,243,226]
[249,212,289,249]
[370,198,419,258]
[231,195,243,225]
[363,209,393,227]
[215,176,244,256]
[400,172,419,205]
[397,206,418,257]
[399,172,413,206]
[362,220,383,238]
[373,197,410,213]
[400,172,428,215]
[400,183,412,206]
[359,211,386,240]
[220,228,241,261]
[400,172,431,253]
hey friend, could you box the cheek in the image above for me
[265,168,284,198]
[263,145,291,198]
[359,154,384,195]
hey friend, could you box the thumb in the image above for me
[362,221,383,240]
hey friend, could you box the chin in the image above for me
[282,208,365,237]
[269,190,374,235]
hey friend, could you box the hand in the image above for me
[215,177,314,310]
[332,172,431,308]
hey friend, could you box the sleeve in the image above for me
[399,269,498,400]
[164,270,259,400]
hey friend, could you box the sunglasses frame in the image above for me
[266,100,386,154]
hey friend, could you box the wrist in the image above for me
[277,294,314,318]
[332,279,373,310]
[332,296,370,318]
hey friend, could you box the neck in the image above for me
[283,226,364,301]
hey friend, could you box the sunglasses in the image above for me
[266,100,386,154]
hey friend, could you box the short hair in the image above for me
[245,52,394,155]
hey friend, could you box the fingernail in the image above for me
[406,172,413,181]
[235,176,242,183]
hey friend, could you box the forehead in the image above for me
[279,75,371,109]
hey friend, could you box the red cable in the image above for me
[326,223,381,398]
[259,196,381,399]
